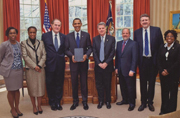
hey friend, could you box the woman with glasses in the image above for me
[158,30,180,115]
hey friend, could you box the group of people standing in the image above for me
[0,13,179,118]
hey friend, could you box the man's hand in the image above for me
[81,54,87,62]
[161,69,169,76]
[115,69,118,74]
[102,62,108,69]
[72,55,77,63]
[129,71,134,77]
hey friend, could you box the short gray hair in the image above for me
[97,22,106,29]
[122,28,130,34]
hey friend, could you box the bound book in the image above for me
[74,48,83,62]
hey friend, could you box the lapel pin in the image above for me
[172,47,174,49]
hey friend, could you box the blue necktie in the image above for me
[76,33,80,48]
[55,34,58,51]
[100,36,104,62]
[145,30,149,56]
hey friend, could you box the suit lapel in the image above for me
[97,35,101,54]
[121,39,131,56]
[72,32,78,47]
[80,31,84,47]
[50,31,57,51]
[150,26,154,52]
[119,41,123,56]
[104,35,108,48]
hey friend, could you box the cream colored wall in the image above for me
[0,0,3,44]
[150,0,180,41]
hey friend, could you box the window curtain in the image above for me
[133,0,150,31]
[40,0,69,35]
[3,0,20,42]
[87,0,115,41]
[0,0,3,44]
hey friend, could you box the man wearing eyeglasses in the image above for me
[134,14,163,112]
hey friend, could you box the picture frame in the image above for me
[169,10,180,33]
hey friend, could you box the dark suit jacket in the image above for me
[115,39,138,77]
[93,35,115,72]
[65,31,92,71]
[42,31,66,72]
[134,26,163,69]
[157,42,180,81]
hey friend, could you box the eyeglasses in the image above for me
[166,36,174,38]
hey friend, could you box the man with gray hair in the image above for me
[93,22,115,109]
[115,28,138,111]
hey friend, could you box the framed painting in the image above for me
[169,10,180,33]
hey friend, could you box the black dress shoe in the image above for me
[148,104,155,111]
[17,113,23,116]
[33,112,38,115]
[38,110,43,114]
[106,102,111,109]
[97,102,104,109]
[159,112,164,115]
[10,111,19,118]
[70,103,79,110]
[138,104,147,111]
[128,105,135,111]
[56,103,63,110]
[116,101,128,105]
[50,104,57,111]
[83,103,89,110]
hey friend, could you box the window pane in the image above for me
[20,0,23,4]
[81,17,87,29]
[69,17,74,30]
[20,31,28,41]
[20,18,25,29]
[69,0,80,6]
[69,6,75,17]
[116,5,120,16]
[124,4,131,15]
[33,18,41,29]
[124,16,131,27]
[24,0,31,4]
[116,29,123,41]
[82,6,87,17]
[32,0,39,5]
[32,6,40,17]
[25,18,32,29]
[36,31,42,40]
[120,4,123,15]
[116,16,123,28]
[20,5,24,17]
[75,6,81,17]
[24,5,32,17]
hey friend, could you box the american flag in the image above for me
[42,1,51,33]
[106,1,114,36]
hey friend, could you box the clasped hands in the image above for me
[72,54,87,63]
[161,69,169,76]
[115,69,134,77]
[98,63,108,69]
[34,66,41,72]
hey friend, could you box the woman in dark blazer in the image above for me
[0,27,23,118]
[158,30,180,115]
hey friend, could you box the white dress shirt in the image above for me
[74,30,81,40]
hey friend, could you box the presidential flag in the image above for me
[106,1,115,36]
[42,0,51,33]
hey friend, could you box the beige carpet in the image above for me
[0,80,180,118]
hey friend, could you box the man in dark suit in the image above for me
[93,22,115,109]
[115,28,138,111]
[65,18,92,110]
[134,14,163,111]
[42,19,66,111]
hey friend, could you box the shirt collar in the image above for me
[143,26,150,31]
[74,30,81,36]
[52,31,59,36]
[164,42,175,49]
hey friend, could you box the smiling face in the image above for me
[97,25,106,36]
[122,29,130,41]
[165,32,175,46]
[51,20,61,34]
[140,17,150,29]
[8,29,17,41]
[28,28,36,39]
[73,19,82,32]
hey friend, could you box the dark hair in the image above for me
[73,18,82,24]
[51,19,61,24]
[140,14,150,20]
[164,30,177,40]
[5,27,18,36]
[27,26,37,32]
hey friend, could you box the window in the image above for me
[116,0,133,41]
[20,0,41,42]
[69,0,88,33]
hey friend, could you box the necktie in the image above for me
[100,36,104,62]
[55,34,58,51]
[76,33,80,48]
[121,41,126,53]
[145,29,149,56]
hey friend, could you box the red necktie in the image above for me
[121,41,126,53]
